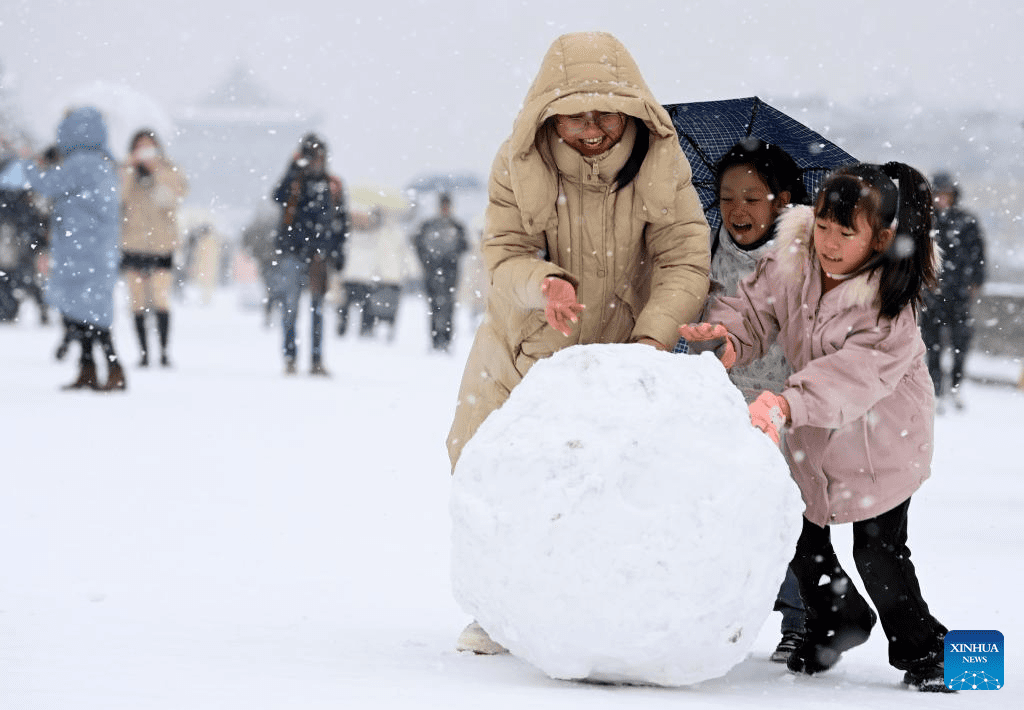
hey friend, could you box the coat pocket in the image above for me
[604,281,641,340]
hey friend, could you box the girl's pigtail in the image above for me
[877,162,937,319]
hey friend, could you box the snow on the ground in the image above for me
[1,286,1021,709]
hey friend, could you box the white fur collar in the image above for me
[772,205,880,311]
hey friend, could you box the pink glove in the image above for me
[748,391,790,445]
[677,322,737,369]
[542,277,585,336]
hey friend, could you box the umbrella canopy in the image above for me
[663,96,857,232]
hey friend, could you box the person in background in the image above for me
[271,133,348,376]
[365,205,410,342]
[336,207,377,339]
[413,192,469,352]
[447,31,710,654]
[336,205,409,341]
[240,209,283,327]
[919,172,986,412]
[681,163,952,692]
[0,178,49,324]
[684,138,810,664]
[186,221,221,306]
[23,107,126,391]
[120,129,188,368]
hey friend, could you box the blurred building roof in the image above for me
[173,63,322,231]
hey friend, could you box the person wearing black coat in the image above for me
[413,193,468,352]
[919,172,986,411]
[0,184,49,324]
[270,133,348,375]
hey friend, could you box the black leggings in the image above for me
[789,498,947,669]
[63,316,119,366]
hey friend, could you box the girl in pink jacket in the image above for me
[681,163,951,692]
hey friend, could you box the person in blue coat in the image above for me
[24,106,126,391]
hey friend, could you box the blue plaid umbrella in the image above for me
[663,96,857,232]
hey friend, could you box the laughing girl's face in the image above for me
[718,164,788,246]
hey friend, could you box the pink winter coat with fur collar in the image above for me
[707,205,935,527]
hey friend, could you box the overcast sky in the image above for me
[1,0,1021,187]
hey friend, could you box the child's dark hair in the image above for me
[815,162,937,319]
[129,128,163,155]
[714,138,808,207]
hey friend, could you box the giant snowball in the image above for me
[450,344,803,686]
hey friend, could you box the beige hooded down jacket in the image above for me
[706,206,935,526]
[446,32,710,468]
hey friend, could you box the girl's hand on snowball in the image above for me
[748,391,790,445]
[677,323,736,368]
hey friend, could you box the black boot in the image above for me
[771,629,806,664]
[156,310,171,367]
[902,649,955,692]
[787,589,876,674]
[787,517,877,675]
[134,312,149,367]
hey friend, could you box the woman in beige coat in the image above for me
[450,31,710,653]
[448,31,710,467]
[120,129,188,367]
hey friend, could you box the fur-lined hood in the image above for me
[772,205,881,313]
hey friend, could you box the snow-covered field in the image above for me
[2,286,1020,709]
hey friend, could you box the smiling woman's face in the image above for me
[554,111,627,157]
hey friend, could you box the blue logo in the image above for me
[944,630,1003,690]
